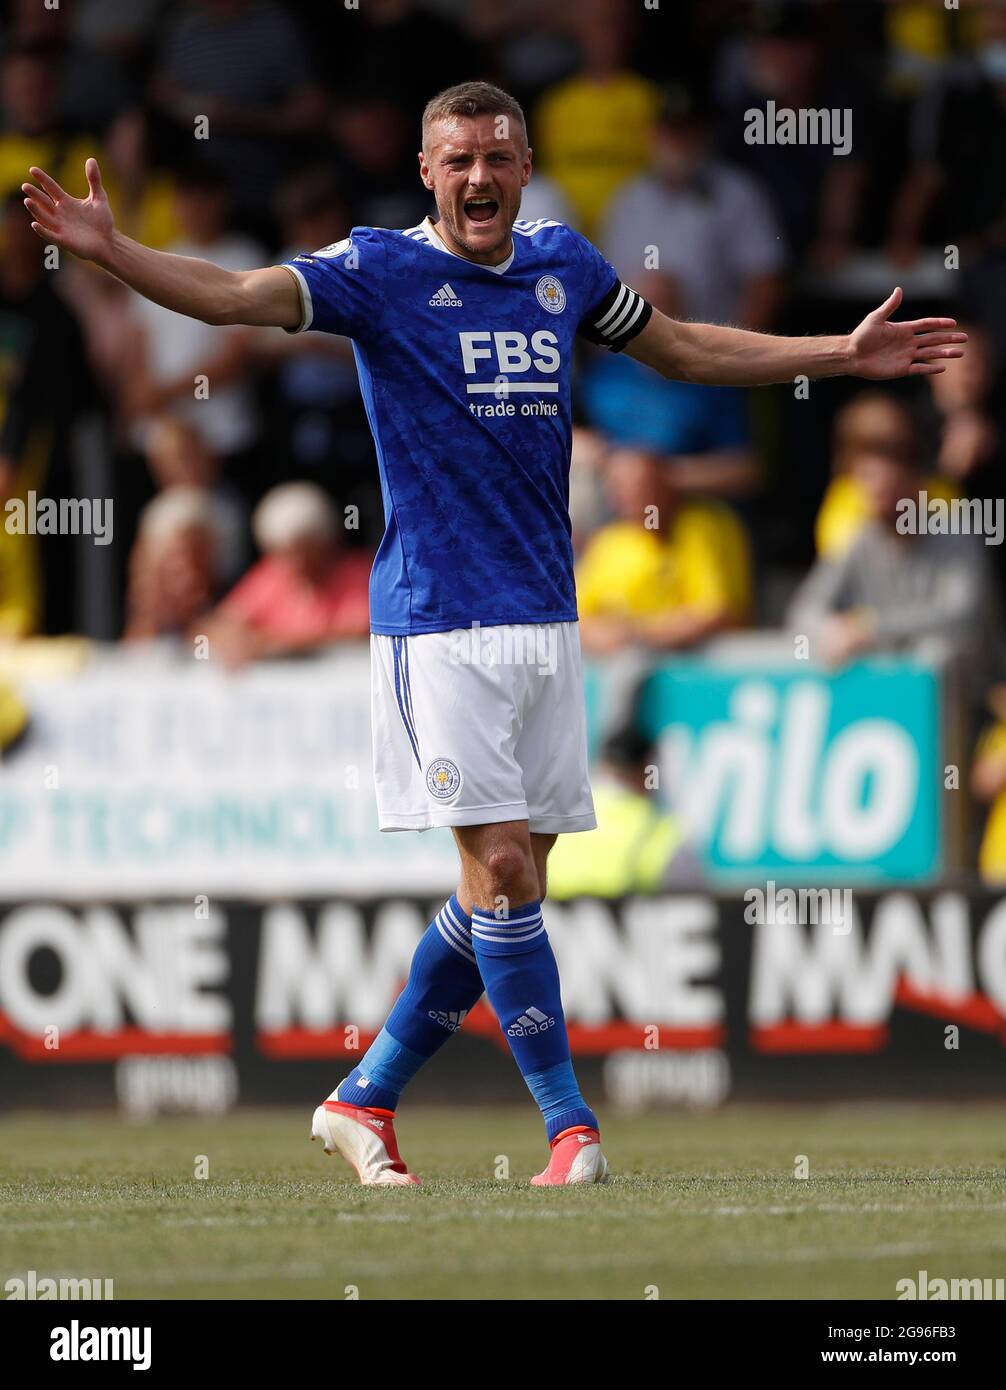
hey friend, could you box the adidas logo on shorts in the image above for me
[429,282,463,307]
[506,1005,555,1038]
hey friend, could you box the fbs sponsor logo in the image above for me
[428,1008,468,1032]
[430,282,463,307]
[459,330,560,385]
[507,1005,555,1038]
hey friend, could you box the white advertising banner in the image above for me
[0,648,458,898]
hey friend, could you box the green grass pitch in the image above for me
[2,1104,1005,1300]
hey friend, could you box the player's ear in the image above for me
[417,149,435,191]
[522,146,533,187]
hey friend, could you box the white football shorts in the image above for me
[371,621,596,834]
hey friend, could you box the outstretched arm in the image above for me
[626,287,966,385]
[23,159,300,329]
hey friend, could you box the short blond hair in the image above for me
[421,81,527,152]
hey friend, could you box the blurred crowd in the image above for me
[2,0,1006,878]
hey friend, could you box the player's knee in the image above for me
[480,839,536,907]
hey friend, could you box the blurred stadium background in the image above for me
[1,0,1006,1191]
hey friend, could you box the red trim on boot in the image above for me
[551,1124,598,1147]
[322,1100,407,1171]
[324,1101,396,1118]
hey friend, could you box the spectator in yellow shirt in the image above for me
[0,44,91,202]
[577,447,751,655]
[0,190,95,638]
[885,1,955,97]
[972,689,1006,884]
[548,727,697,899]
[791,442,994,672]
[974,729,1006,883]
[533,0,660,236]
[0,457,40,637]
[0,679,28,753]
[0,46,178,250]
[815,390,957,559]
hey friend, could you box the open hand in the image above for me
[849,287,967,378]
[22,159,115,264]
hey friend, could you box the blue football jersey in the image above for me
[282,217,650,635]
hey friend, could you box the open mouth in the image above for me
[464,196,499,225]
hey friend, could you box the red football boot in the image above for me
[530,1126,610,1186]
[310,1100,421,1186]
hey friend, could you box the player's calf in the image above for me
[310,895,484,1186]
[469,896,608,1184]
[329,894,483,1112]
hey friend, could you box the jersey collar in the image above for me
[421,216,515,275]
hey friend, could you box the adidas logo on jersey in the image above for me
[428,1008,468,1032]
[507,1005,555,1038]
[430,282,463,307]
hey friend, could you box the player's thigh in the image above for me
[516,623,595,833]
[391,636,530,817]
[371,634,422,816]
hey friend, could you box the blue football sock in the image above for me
[471,899,598,1142]
[335,896,483,1110]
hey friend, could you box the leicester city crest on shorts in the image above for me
[535,274,566,314]
[426,757,463,800]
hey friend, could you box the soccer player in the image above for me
[24,81,966,1186]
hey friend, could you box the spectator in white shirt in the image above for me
[121,163,263,462]
[600,87,786,330]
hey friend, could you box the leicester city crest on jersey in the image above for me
[535,274,566,314]
[426,758,463,800]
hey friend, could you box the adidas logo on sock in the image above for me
[428,1008,469,1032]
[429,282,463,307]
[507,1004,555,1038]
[366,1117,385,1130]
